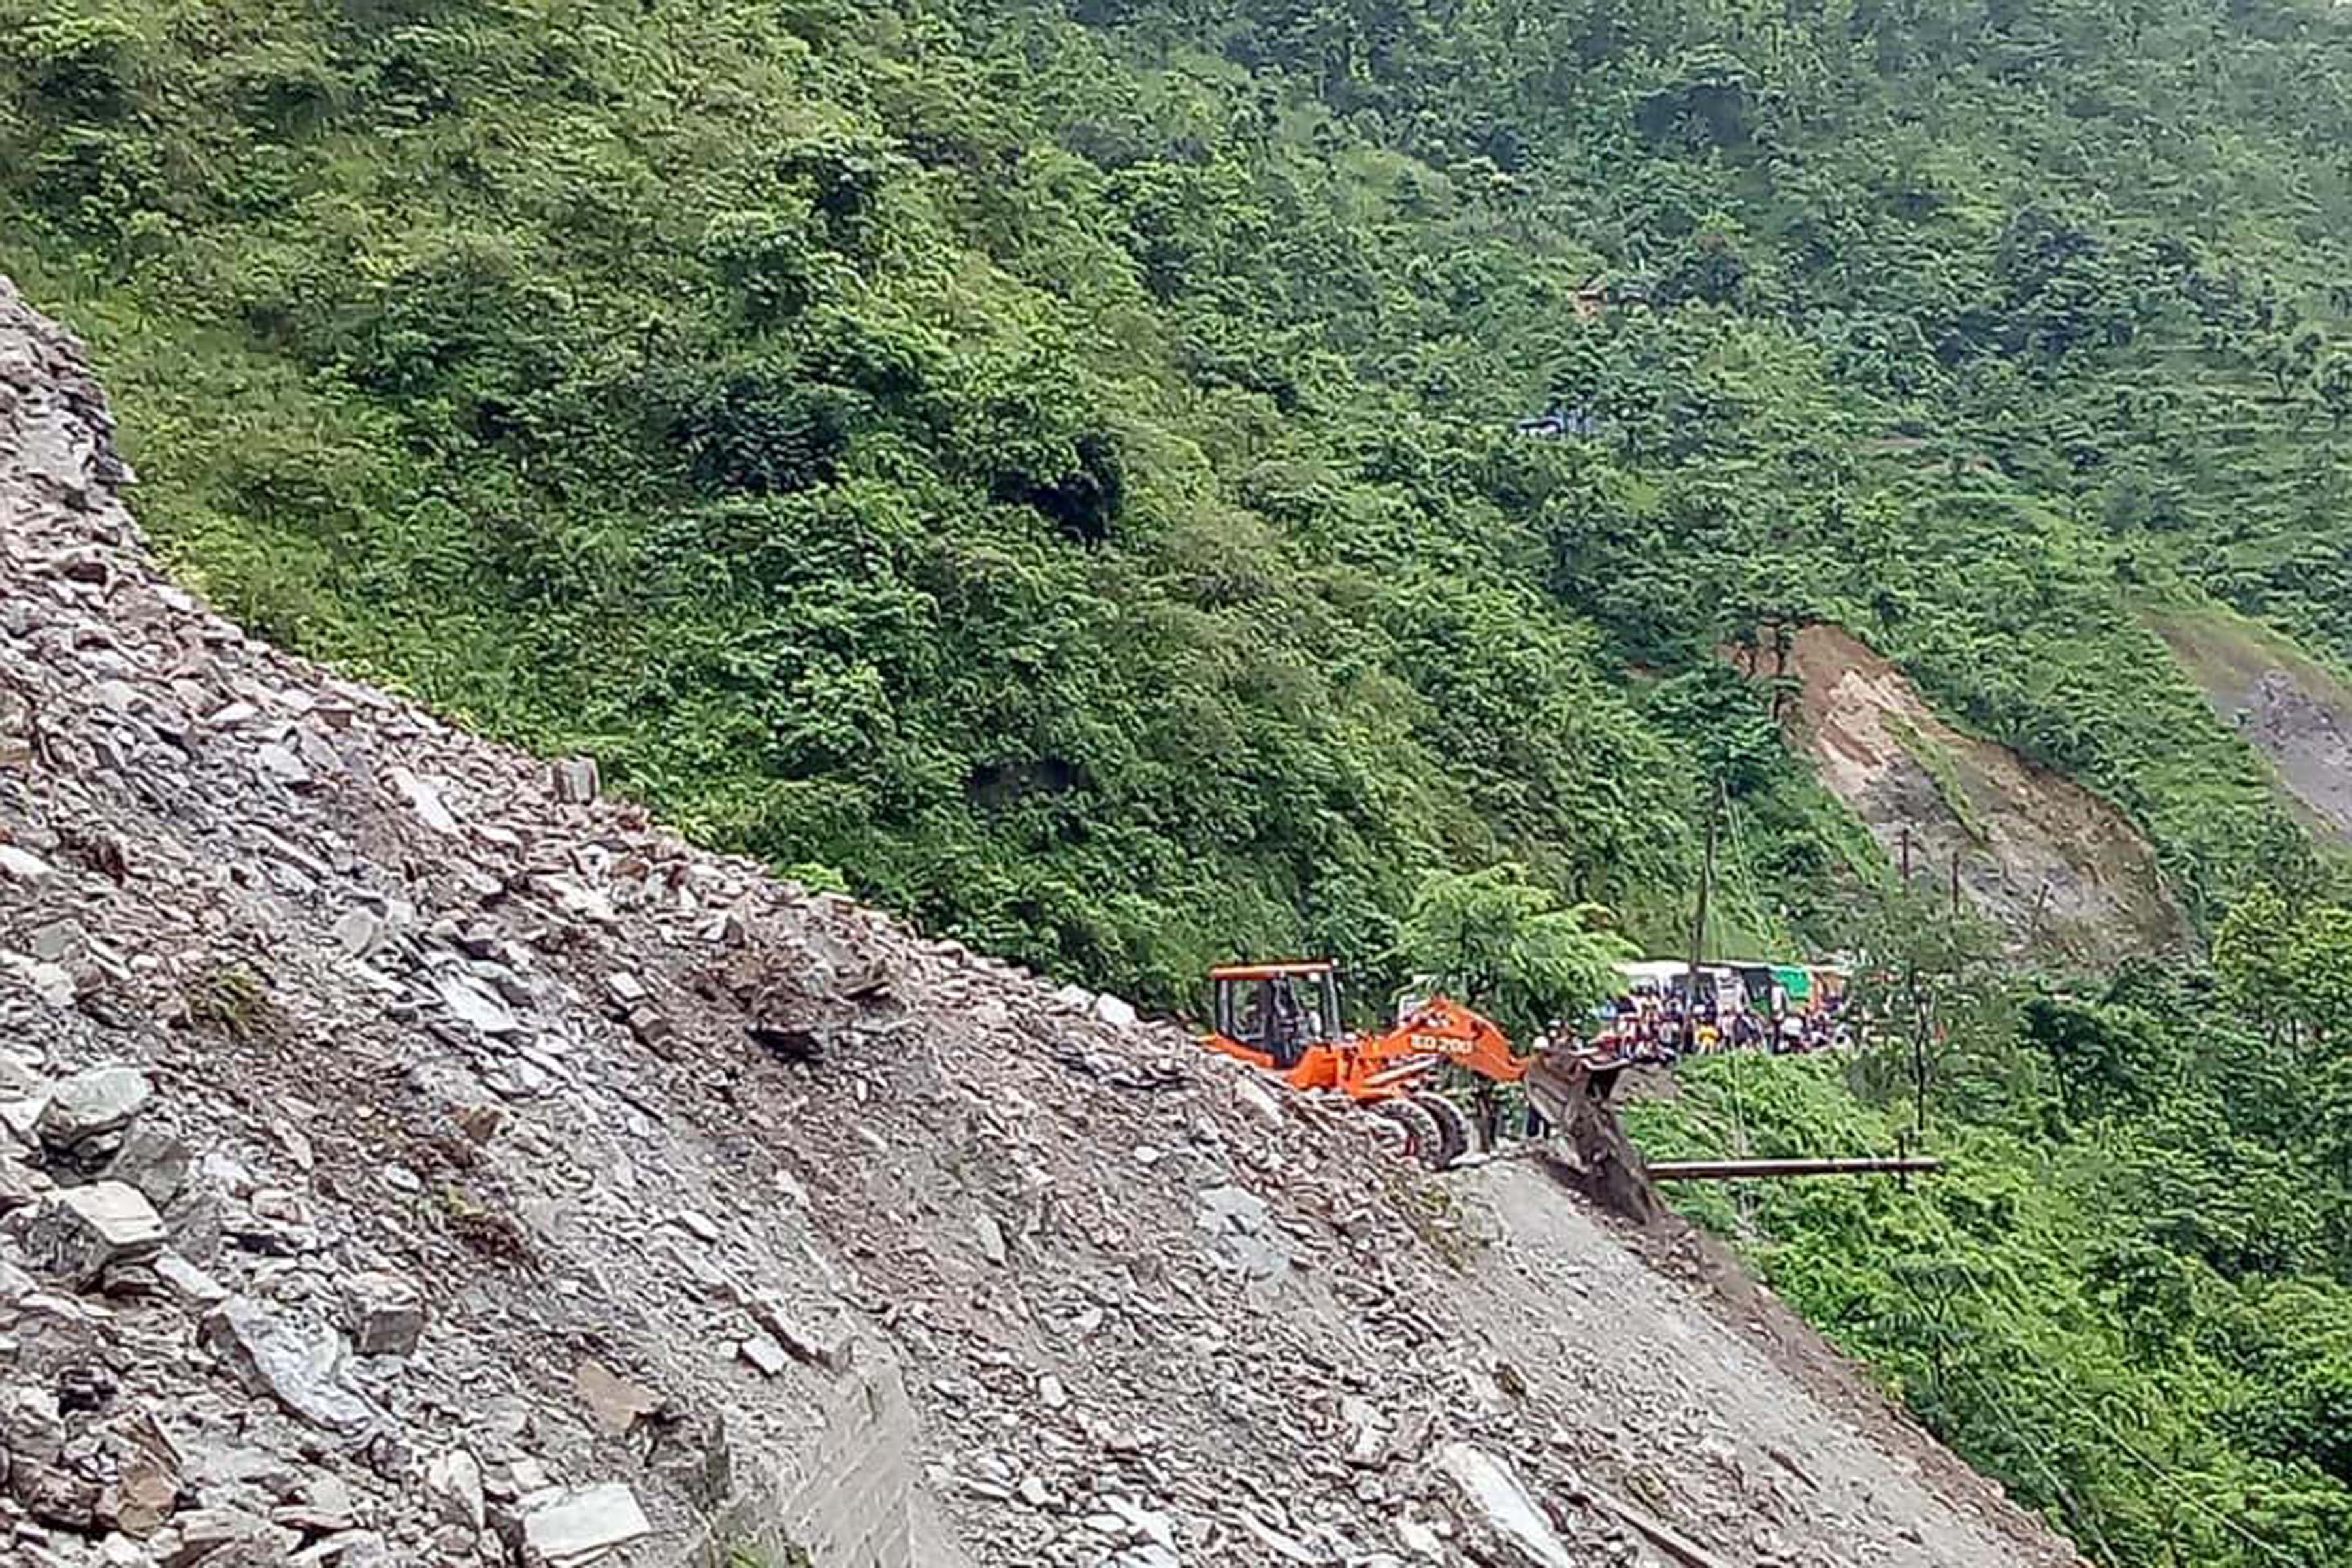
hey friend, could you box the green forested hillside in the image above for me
[12,0,2349,1001]
[12,0,2352,1560]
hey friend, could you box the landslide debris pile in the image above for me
[0,277,2079,1568]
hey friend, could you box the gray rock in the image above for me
[1437,1444,1577,1568]
[35,1064,150,1145]
[199,1297,383,1435]
[1,1386,97,1531]
[517,1482,653,1567]
[425,1450,486,1531]
[0,1091,45,1147]
[737,1334,789,1378]
[154,1251,230,1309]
[24,1180,168,1286]
[0,1152,43,1211]
[738,1288,854,1373]
[0,843,54,883]
[438,972,520,1036]
[340,1269,427,1356]
[12,955,78,1007]
[102,1441,180,1538]
[104,1122,189,1207]
[331,907,384,958]
[389,766,459,834]
[157,1505,297,1567]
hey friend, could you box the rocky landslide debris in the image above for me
[0,270,2078,1568]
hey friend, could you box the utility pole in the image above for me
[1899,825,1913,882]
[1684,774,1725,1053]
[1684,776,1740,1053]
[1949,849,1961,919]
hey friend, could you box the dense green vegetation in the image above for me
[1632,887,2352,1565]
[12,0,2352,1560]
[13,0,2349,1004]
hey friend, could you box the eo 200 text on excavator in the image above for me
[1200,960,1535,1168]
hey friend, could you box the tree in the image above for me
[1392,864,1633,1041]
[2219,885,2303,1048]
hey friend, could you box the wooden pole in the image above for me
[1899,825,1913,881]
[1948,850,1961,919]
[1648,1156,1944,1180]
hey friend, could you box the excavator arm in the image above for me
[1360,996,1529,1084]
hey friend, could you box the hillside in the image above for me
[2152,604,2352,842]
[0,282,2084,1567]
[1765,623,2188,964]
[11,0,2352,1004]
[18,1,2352,1563]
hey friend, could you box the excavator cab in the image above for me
[1209,961,1342,1071]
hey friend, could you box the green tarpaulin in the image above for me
[1772,965,1811,1001]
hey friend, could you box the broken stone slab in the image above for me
[735,1287,855,1373]
[154,1252,230,1310]
[1437,1444,1576,1568]
[199,1297,383,1435]
[517,1482,653,1567]
[388,766,459,834]
[736,1334,789,1379]
[426,1449,486,1531]
[437,972,521,1036]
[1091,992,1141,1030]
[102,1440,181,1538]
[0,843,55,883]
[974,1212,1009,1267]
[1,1090,47,1147]
[35,1064,151,1147]
[2,1385,99,1531]
[573,1358,664,1437]
[0,1152,44,1211]
[551,757,600,804]
[155,1505,299,1568]
[24,1181,168,1286]
[340,1269,427,1356]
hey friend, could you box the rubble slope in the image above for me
[0,278,2081,1568]
[1765,624,2189,966]
[2150,604,2352,843]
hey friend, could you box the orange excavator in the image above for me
[1201,960,1532,1168]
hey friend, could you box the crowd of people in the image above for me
[1555,962,1856,1070]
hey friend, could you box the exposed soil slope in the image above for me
[2151,605,2352,842]
[1768,625,2188,965]
[0,281,2080,1568]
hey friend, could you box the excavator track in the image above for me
[1370,1096,1447,1169]
[1414,1092,1473,1168]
